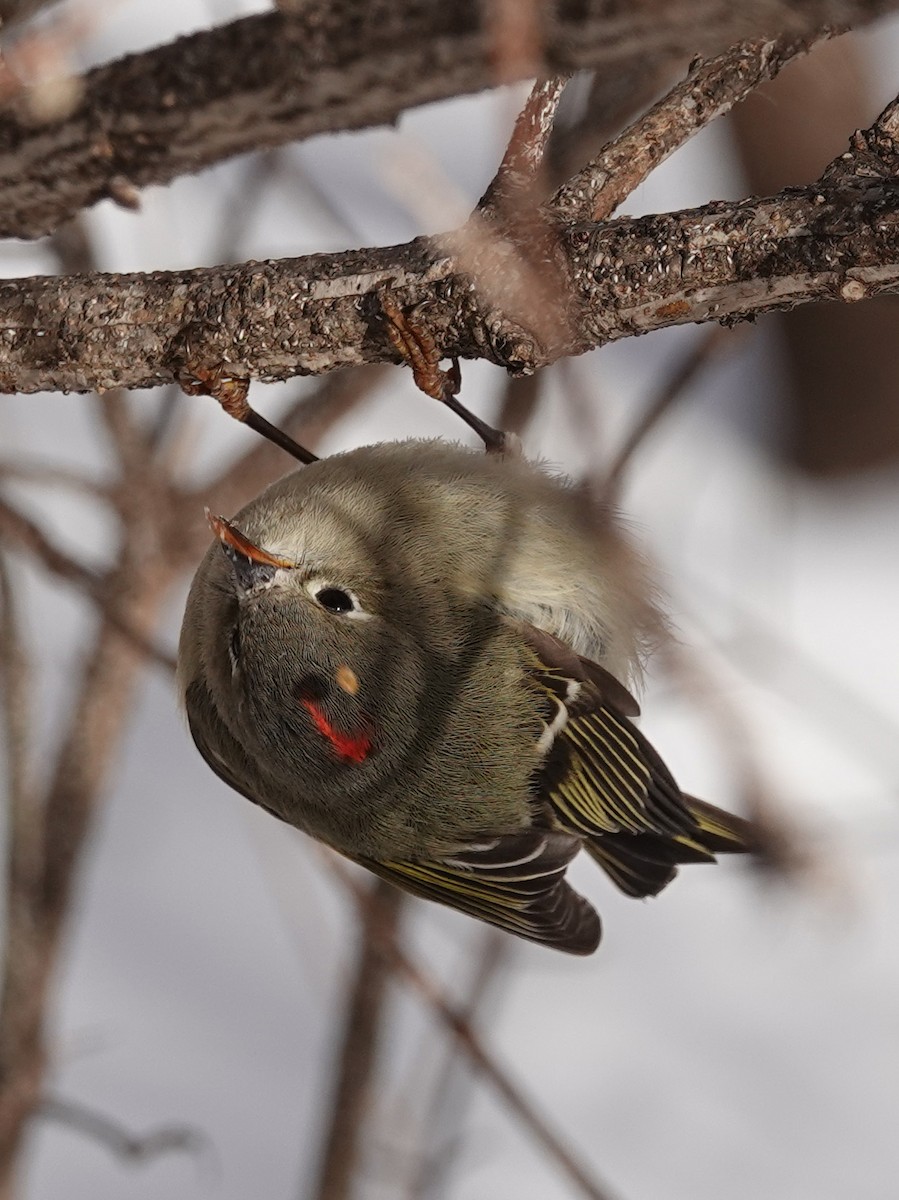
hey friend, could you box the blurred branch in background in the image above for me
[730,33,899,473]
[326,856,622,1200]
[1,0,896,239]
[38,1096,209,1168]
[313,880,404,1200]
[405,929,511,1200]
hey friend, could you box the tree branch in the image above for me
[0,0,898,237]
[2,85,899,395]
[329,857,621,1200]
[312,880,404,1200]
[551,30,834,222]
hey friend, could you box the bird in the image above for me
[178,438,752,954]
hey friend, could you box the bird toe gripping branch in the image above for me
[380,291,518,456]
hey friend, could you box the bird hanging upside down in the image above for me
[179,439,752,954]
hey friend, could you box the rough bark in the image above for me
[1,128,898,394]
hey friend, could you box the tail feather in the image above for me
[586,796,754,900]
[683,795,756,854]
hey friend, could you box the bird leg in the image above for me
[177,362,318,465]
[380,293,515,455]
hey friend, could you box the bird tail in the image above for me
[683,794,756,855]
[584,796,755,900]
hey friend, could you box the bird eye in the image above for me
[315,587,355,614]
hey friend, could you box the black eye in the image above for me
[315,587,355,614]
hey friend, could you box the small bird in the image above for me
[179,439,752,954]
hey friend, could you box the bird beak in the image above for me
[206,510,294,592]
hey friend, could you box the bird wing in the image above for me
[357,830,601,955]
[509,621,727,898]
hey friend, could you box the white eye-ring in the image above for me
[306,581,371,620]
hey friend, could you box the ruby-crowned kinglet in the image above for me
[179,439,751,955]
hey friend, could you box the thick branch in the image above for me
[2,169,898,393]
[0,0,898,237]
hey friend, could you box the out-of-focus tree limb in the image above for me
[0,0,898,237]
[329,856,622,1200]
[730,34,899,473]
[312,880,404,1200]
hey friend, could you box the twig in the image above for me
[6,96,899,394]
[2,1,893,239]
[408,929,511,1200]
[478,76,570,212]
[381,294,510,452]
[0,557,45,1192]
[601,325,740,502]
[312,880,404,1200]
[0,460,108,498]
[39,1097,209,1166]
[187,366,385,530]
[328,856,622,1200]
[177,364,317,465]
[0,495,177,673]
[551,31,835,222]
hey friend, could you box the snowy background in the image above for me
[3,3,899,1199]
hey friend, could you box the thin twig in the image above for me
[0,460,109,498]
[601,325,740,503]
[0,556,44,1198]
[184,367,385,532]
[39,1097,209,1165]
[478,76,570,212]
[312,880,405,1200]
[408,930,511,1200]
[0,496,177,673]
[327,856,622,1200]
[551,30,835,222]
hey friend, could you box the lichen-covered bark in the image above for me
[1,178,898,394]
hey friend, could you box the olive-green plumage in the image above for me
[179,439,752,954]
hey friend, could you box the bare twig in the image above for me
[312,880,404,1200]
[0,556,45,1196]
[478,76,570,212]
[328,857,622,1200]
[551,31,834,223]
[5,79,899,395]
[0,496,177,672]
[39,1097,209,1165]
[381,294,509,452]
[408,929,511,1200]
[186,366,385,530]
[0,555,180,1188]
[0,460,108,498]
[1,1,895,239]
[601,325,740,502]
